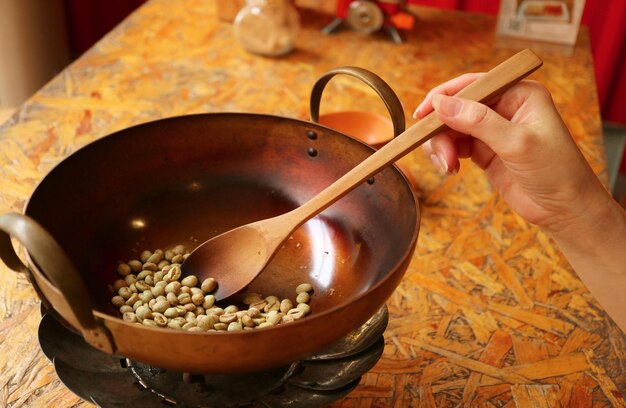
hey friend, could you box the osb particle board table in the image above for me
[0,1,624,406]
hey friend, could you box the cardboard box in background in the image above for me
[496,0,585,45]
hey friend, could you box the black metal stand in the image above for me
[39,306,388,407]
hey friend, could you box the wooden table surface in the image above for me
[0,1,624,406]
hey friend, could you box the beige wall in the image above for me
[0,0,70,107]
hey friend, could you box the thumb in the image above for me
[431,94,516,158]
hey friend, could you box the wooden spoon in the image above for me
[182,49,543,301]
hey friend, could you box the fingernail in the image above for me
[451,161,460,175]
[432,94,462,117]
[437,152,449,174]
[430,154,447,175]
[412,103,423,119]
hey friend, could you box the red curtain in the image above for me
[63,0,147,59]
[582,1,626,125]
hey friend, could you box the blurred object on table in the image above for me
[233,0,300,56]
[322,0,417,43]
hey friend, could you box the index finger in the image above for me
[413,73,482,119]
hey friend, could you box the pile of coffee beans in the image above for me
[109,245,313,331]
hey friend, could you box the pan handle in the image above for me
[0,212,115,353]
[309,66,406,137]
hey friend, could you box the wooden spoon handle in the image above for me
[290,49,543,227]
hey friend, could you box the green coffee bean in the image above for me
[296,303,311,315]
[280,299,293,313]
[227,322,243,331]
[136,305,152,320]
[241,315,255,327]
[120,305,133,314]
[117,263,131,276]
[178,293,191,305]
[296,292,310,304]
[151,300,169,314]
[137,270,153,280]
[166,265,182,281]
[164,307,179,318]
[142,318,157,327]
[181,275,198,288]
[266,311,282,325]
[201,278,217,294]
[171,254,185,264]
[252,317,266,325]
[118,287,132,300]
[151,285,165,297]
[213,323,227,331]
[265,295,279,304]
[124,274,137,286]
[166,292,179,306]
[128,260,143,272]
[223,305,239,314]
[135,281,150,292]
[140,250,152,263]
[250,299,267,311]
[173,244,186,255]
[123,312,138,323]
[296,283,312,294]
[165,281,181,294]
[197,315,215,330]
[167,320,182,330]
[202,295,215,309]
[153,313,167,327]
[125,293,139,306]
[146,252,162,264]
[287,308,304,320]
[111,296,125,307]
[182,321,197,331]
[112,279,127,291]
[219,313,237,324]
[142,262,158,272]
[264,300,280,313]
[191,293,204,306]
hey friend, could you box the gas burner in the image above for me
[39,306,388,407]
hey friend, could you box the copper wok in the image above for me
[0,67,419,373]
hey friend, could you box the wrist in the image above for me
[549,188,626,263]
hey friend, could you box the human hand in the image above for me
[414,74,612,235]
